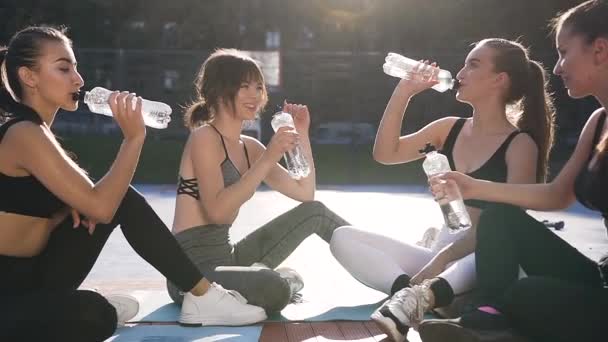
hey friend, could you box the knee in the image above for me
[116,186,151,215]
[75,291,117,340]
[329,226,356,259]
[259,270,292,313]
[297,200,327,216]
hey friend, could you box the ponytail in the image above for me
[184,100,213,130]
[0,47,19,120]
[515,60,556,182]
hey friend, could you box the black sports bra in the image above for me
[441,118,529,209]
[0,105,65,218]
[574,111,608,220]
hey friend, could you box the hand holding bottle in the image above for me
[383,53,457,93]
[396,60,440,96]
[107,91,146,141]
[264,126,299,163]
[283,101,310,136]
[429,171,478,202]
[270,110,311,179]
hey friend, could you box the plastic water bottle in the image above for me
[420,143,471,233]
[271,111,311,180]
[77,87,172,129]
[383,52,457,92]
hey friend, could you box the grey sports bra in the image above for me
[177,124,250,200]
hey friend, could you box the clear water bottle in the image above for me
[76,87,172,129]
[383,52,457,93]
[270,111,311,180]
[420,143,471,233]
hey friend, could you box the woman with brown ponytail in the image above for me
[327,38,556,342]
[167,49,349,314]
[0,27,267,342]
[421,1,608,341]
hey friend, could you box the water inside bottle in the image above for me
[440,200,471,233]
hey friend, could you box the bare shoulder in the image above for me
[240,134,265,161]
[509,131,538,154]
[188,125,226,162]
[240,134,265,150]
[432,116,464,145]
[588,108,607,126]
[3,120,53,148]
[190,125,223,148]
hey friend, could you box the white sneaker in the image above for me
[371,280,433,341]
[180,283,267,326]
[105,294,139,327]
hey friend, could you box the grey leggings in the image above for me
[167,201,349,313]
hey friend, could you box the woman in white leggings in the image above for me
[330,38,557,342]
[331,224,474,297]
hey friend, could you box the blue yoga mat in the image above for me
[127,290,386,323]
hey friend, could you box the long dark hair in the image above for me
[477,38,556,182]
[0,26,84,171]
[1,26,71,122]
[551,0,608,163]
[184,48,268,130]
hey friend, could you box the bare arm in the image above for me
[437,133,539,264]
[261,103,316,201]
[247,135,315,202]
[9,93,145,223]
[443,110,604,211]
[373,80,457,165]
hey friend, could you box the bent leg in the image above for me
[502,276,608,342]
[330,226,435,294]
[233,201,350,268]
[0,290,116,342]
[208,266,291,313]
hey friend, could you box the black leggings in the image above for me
[476,204,608,342]
[0,186,203,342]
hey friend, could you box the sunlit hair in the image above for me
[475,38,556,181]
[1,26,71,121]
[184,48,268,130]
[551,0,608,163]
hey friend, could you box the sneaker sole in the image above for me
[179,311,267,327]
[419,321,529,342]
[370,312,404,342]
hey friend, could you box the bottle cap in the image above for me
[419,143,436,154]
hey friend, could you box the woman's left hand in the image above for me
[284,101,310,135]
[411,256,448,285]
[71,208,98,235]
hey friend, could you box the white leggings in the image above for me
[329,225,476,296]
